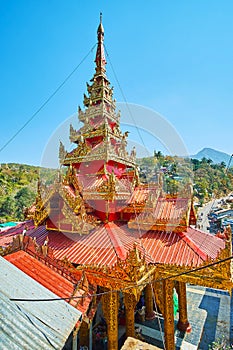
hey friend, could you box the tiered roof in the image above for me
[1,16,232,350]
[1,221,226,268]
[0,16,232,295]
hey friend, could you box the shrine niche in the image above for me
[7,15,232,350]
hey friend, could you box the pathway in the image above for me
[135,285,232,349]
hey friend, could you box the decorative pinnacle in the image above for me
[95,13,106,73]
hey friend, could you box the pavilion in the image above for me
[1,16,233,350]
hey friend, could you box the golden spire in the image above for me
[95,12,106,74]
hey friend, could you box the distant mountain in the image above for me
[191,148,232,165]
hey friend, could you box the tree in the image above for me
[0,196,16,221]
[14,187,36,220]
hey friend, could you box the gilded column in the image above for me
[102,290,119,350]
[163,279,175,350]
[145,283,156,320]
[176,281,192,332]
[124,291,137,338]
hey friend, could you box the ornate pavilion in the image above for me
[2,17,233,350]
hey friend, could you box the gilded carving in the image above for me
[124,291,138,338]
[116,244,148,282]
[152,279,164,315]
[163,279,175,350]
[59,141,67,162]
[176,281,191,332]
[102,290,119,350]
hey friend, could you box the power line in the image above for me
[104,44,150,157]
[10,253,233,302]
[0,44,97,154]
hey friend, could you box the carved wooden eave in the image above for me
[62,139,136,168]
[75,244,156,294]
[34,205,50,227]
[128,221,188,233]
[62,141,92,165]
[34,178,98,232]
[70,120,123,145]
[153,243,233,293]
[60,201,97,234]
[78,104,119,125]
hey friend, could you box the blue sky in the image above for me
[0,1,232,166]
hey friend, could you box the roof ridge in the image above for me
[177,231,208,260]
[105,223,127,260]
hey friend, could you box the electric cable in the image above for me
[104,44,150,158]
[10,251,233,302]
[0,44,97,154]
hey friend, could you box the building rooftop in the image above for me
[0,220,225,268]
[0,256,81,350]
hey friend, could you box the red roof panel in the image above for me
[128,186,151,204]
[4,250,94,316]
[153,198,189,223]
[5,251,75,299]
[0,220,226,268]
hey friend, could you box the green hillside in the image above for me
[138,152,233,205]
[0,155,232,222]
[0,163,56,222]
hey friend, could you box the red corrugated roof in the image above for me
[153,198,189,223]
[129,197,190,228]
[29,225,225,267]
[128,186,151,204]
[81,176,104,192]
[0,221,226,268]
[4,250,94,316]
[5,251,75,299]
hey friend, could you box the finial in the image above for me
[97,13,104,35]
[95,12,106,72]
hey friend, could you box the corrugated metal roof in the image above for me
[153,198,189,223]
[0,257,81,350]
[128,186,151,204]
[24,223,223,267]
[5,251,77,299]
[4,250,95,316]
[0,220,226,268]
[128,197,190,229]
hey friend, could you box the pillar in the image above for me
[145,283,156,320]
[72,327,78,350]
[176,281,192,332]
[89,321,93,350]
[124,292,137,338]
[102,290,119,350]
[163,279,175,350]
[79,321,89,348]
